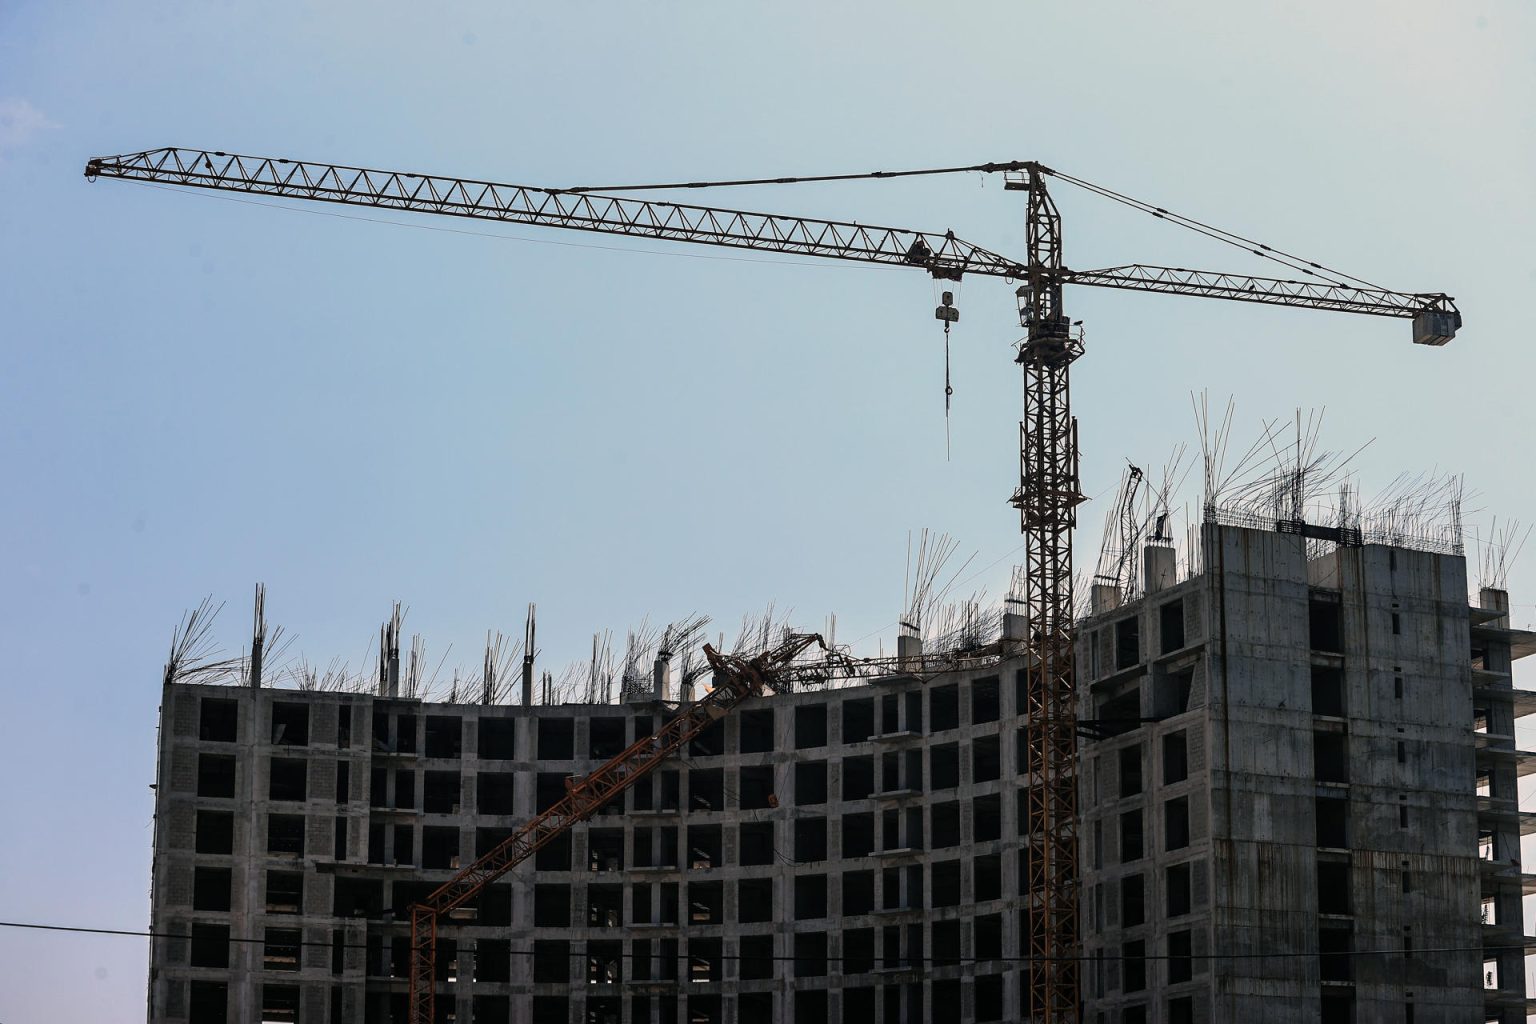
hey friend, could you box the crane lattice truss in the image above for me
[87,146,1460,1024]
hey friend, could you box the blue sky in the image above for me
[3,1,1534,1018]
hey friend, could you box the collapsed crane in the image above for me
[85,147,1460,1022]
[409,632,826,1023]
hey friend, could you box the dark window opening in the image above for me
[534,883,570,927]
[1318,858,1351,915]
[881,694,899,734]
[844,931,875,976]
[1320,992,1354,1024]
[689,768,724,812]
[1165,797,1190,850]
[794,874,828,919]
[686,823,721,870]
[589,884,623,928]
[795,818,828,862]
[976,974,1004,1022]
[392,824,412,865]
[424,770,460,814]
[259,983,299,1023]
[589,828,624,871]
[930,685,960,732]
[738,709,775,753]
[268,758,307,802]
[188,981,227,1024]
[932,860,961,907]
[533,830,570,871]
[972,677,1000,724]
[687,879,722,924]
[973,735,1001,783]
[975,853,1002,902]
[589,716,626,759]
[370,766,387,808]
[932,802,961,849]
[192,866,231,912]
[1118,745,1142,797]
[975,913,1003,961]
[1314,731,1348,783]
[932,920,962,967]
[535,772,566,813]
[1317,795,1349,847]
[843,812,875,859]
[1392,611,1402,635]
[795,705,827,749]
[1155,666,1195,718]
[195,810,234,855]
[332,876,383,918]
[395,714,417,754]
[393,768,415,810]
[1309,597,1344,653]
[1121,873,1145,927]
[685,938,718,985]
[739,765,775,810]
[740,822,774,866]
[422,825,459,869]
[1115,617,1141,670]
[1123,939,1146,992]
[538,719,574,760]
[1160,599,1186,653]
[532,939,570,983]
[794,932,827,978]
[423,716,461,758]
[197,753,236,798]
[1096,687,1143,739]
[477,717,516,760]
[843,756,875,800]
[270,703,309,746]
[336,705,351,749]
[1168,930,1192,985]
[1312,666,1345,717]
[335,761,350,804]
[740,935,774,981]
[1319,926,1353,982]
[477,771,516,815]
[795,761,828,805]
[199,698,238,743]
[1163,732,1188,785]
[190,922,229,969]
[974,793,1002,843]
[931,743,959,790]
[689,718,724,758]
[739,877,774,923]
[1120,809,1144,862]
[843,870,875,915]
[265,870,303,914]
[263,928,301,972]
[1166,862,1191,917]
[267,814,304,855]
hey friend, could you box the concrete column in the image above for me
[653,655,671,703]
[1144,542,1176,594]
[1089,583,1121,614]
[897,634,923,670]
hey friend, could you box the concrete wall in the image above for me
[1077,524,1493,1024]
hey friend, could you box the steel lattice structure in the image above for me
[86,147,1461,1023]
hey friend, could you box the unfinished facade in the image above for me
[1077,521,1535,1023]
[146,645,1040,1024]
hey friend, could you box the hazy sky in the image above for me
[3,1,1534,1018]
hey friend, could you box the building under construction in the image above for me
[145,512,1535,1024]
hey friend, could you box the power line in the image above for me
[1,918,1526,964]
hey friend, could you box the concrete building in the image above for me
[146,645,1038,1023]
[144,521,1534,1024]
[1077,520,1536,1024]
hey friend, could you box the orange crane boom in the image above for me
[407,632,826,1024]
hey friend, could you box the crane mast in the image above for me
[85,146,1460,1023]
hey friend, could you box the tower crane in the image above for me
[85,147,1460,1023]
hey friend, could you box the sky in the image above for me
[2,1,1534,1019]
